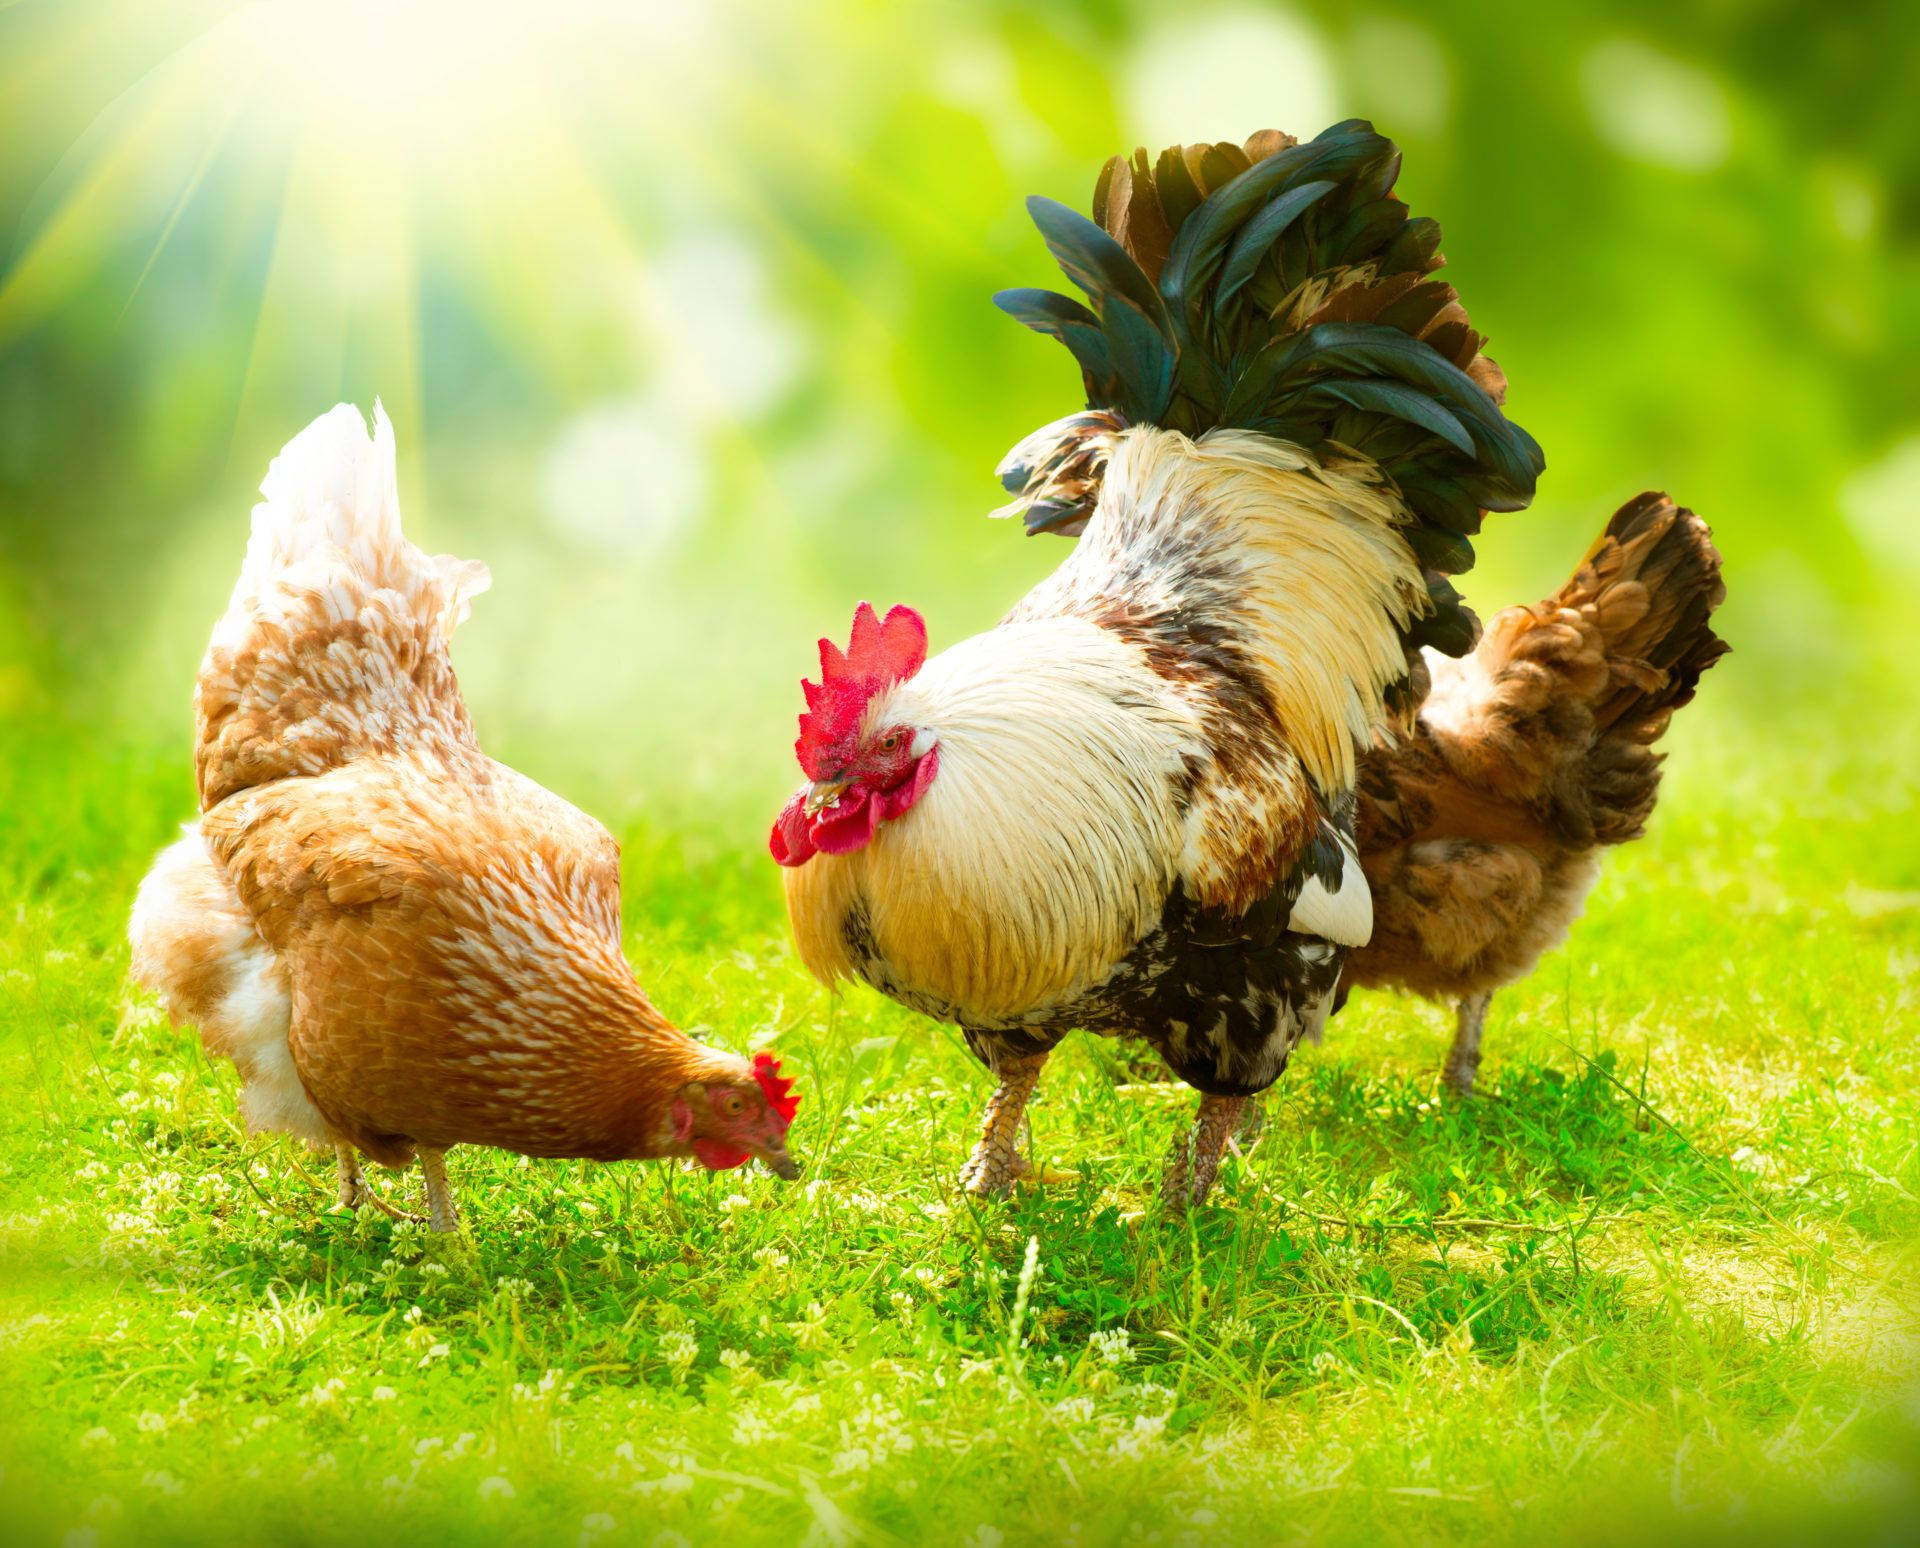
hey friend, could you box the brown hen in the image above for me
[1342,492,1728,1091]
[129,405,799,1230]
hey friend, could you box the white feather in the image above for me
[1286,831,1373,946]
[211,401,490,659]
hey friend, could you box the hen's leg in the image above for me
[1163,1093,1248,1210]
[334,1143,366,1211]
[1445,991,1493,1095]
[958,1052,1048,1199]
[420,1147,461,1233]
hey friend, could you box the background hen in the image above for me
[773,122,1542,1207]
[1343,491,1729,1092]
[129,405,799,1230]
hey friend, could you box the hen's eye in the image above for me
[720,1094,743,1115]
[878,732,902,752]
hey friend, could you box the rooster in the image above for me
[771,122,1543,1206]
[129,405,800,1231]
[1341,491,1728,1092]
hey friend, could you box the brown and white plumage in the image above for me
[1343,492,1729,1090]
[775,123,1543,1207]
[131,405,799,1229]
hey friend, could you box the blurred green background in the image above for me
[1,0,1915,828]
[3,8,1918,1543]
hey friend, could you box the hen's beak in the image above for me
[758,1139,801,1181]
[803,779,849,817]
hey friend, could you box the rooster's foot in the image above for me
[1161,1094,1247,1212]
[959,1148,1031,1199]
[959,1051,1049,1201]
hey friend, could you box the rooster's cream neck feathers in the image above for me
[1028,426,1428,795]
[783,427,1424,1021]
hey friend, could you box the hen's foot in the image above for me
[332,1144,367,1212]
[420,1147,461,1234]
[1162,1094,1248,1211]
[328,1144,423,1224]
[1444,992,1492,1096]
[958,1052,1049,1199]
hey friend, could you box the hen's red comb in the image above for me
[752,1051,800,1128]
[795,602,927,779]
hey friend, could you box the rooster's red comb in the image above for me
[795,602,927,779]
[752,1052,800,1128]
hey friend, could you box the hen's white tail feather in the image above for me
[212,402,489,658]
[195,403,488,810]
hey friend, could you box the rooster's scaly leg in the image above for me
[1445,991,1493,1095]
[1162,1093,1248,1210]
[420,1147,461,1234]
[958,1052,1048,1199]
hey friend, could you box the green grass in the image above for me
[1,700,1917,1548]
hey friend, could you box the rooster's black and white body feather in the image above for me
[774,122,1543,1204]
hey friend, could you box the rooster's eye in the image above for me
[878,732,902,752]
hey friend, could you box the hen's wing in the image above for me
[200,757,637,1159]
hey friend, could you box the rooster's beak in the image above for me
[803,779,849,817]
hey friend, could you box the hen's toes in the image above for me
[420,1147,461,1234]
[331,1144,365,1212]
[1443,993,1491,1097]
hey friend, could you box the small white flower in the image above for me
[718,1348,752,1370]
[371,1386,397,1402]
[135,1411,167,1434]
[140,1470,183,1496]
[478,1476,515,1501]
[79,1428,114,1449]
[1088,1328,1132,1366]
[657,1330,699,1380]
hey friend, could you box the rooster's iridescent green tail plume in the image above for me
[993,120,1544,657]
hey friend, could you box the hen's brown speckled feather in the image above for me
[134,404,761,1176]
[1344,492,1727,1006]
